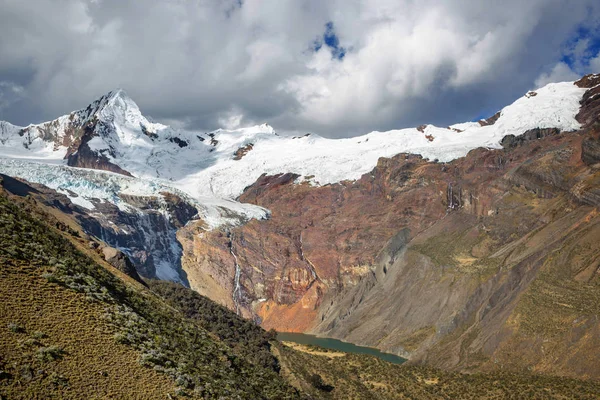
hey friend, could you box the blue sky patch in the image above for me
[560,23,600,71]
[313,22,346,60]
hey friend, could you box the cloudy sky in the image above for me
[1,0,599,138]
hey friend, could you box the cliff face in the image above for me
[77,193,196,283]
[65,124,133,176]
[177,155,450,328]
[179,74,600,378]
[312,130,600,379]
[0,173,196,283]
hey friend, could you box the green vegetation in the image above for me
[0,193,302,399]
[277,342,600,399]
[2,186,600,399]
[148,280,279,371]
[7,323,24,333]
[36,346,66,363]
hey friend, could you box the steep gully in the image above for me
[229,233,243,315]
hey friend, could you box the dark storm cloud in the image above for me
[0,0,599,137]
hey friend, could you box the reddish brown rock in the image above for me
[478,111,501,126]
[179,79,600,379]
[233,143,254,160]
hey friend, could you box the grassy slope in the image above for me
[0,261,177,399]
[0,189,302,399]
[1,180,600,399]
[276,342,600,399]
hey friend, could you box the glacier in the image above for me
[0,79,587,283]
[0,81,585,203]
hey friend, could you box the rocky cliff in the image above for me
[0,173,196,283]
[179,74,600,378]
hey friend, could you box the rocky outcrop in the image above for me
[66,125,132,176]
[233,143,254,160]
[575,73,600,89]
[478,111,501,126]
[576,74,600,130]
[78,196,193,283]
[500,127,560,149]
[582,136,600,165]
[101,246,145,284]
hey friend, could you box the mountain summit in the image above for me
[0,80,588,200]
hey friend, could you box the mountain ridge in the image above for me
[0,79,587,201]
[4,174,600,398]
[1,73,599,383]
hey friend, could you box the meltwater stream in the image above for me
[277,332,406,365]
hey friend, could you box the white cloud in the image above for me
[0,0,598,137]
[590,54,600,71]
[0,81,24,113]
[535,62,582,88]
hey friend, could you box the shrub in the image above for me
[49,372,69,387]
[19,338,41,348]
[32,331,47,340]
[36,346,65,362]
[8,323,25,333]
[309,373,334,392]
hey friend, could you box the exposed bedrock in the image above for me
[179,76,600,378]
[66,124,133,176]
[78,194,196,283]
[0,172,196,284]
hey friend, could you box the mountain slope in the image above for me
[0,181,303,399]
[2,176,600,399]
[0,77,589,287]
[1,74,599,383]
[177,74,600,379]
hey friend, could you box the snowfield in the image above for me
[0,158,269,230]
[0,81,586,227]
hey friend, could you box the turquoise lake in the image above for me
[277,332,406,365]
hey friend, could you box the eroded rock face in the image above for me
[0,173,195,284]
[66,125,132,176]
[179,155,457,329]
[582,136,600,166]
[179,77,600,379]
[500,127,560,149]
[78,194,194,283]
[576,74,600,131]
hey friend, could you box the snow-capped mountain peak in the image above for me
[0,78,589,219]
[96,89,148,128]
